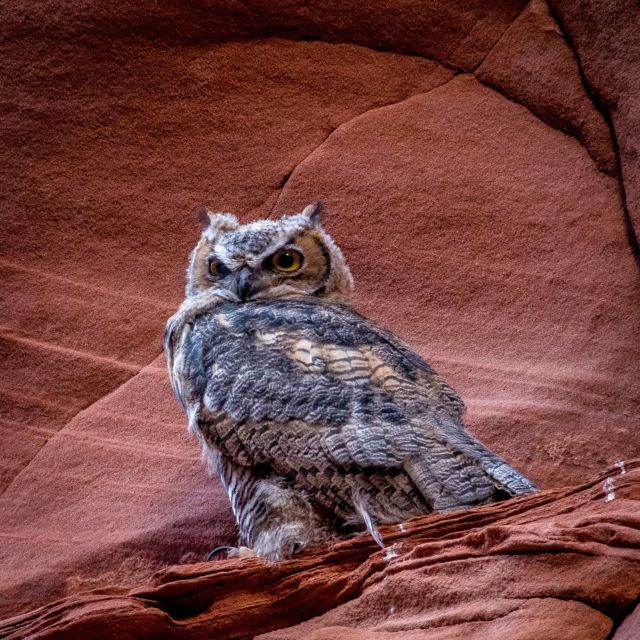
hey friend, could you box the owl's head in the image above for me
[186,203,353,303]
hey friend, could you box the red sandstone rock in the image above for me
[0,1,526,71]
[0,461,638,639]
[476,0,616,174]
[0,0,638,635]
[613,603,640,640]
[549,0,640,243]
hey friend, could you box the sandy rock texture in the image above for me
[549,0,640,240]
[0,0,638,637]
[1,462,638,639]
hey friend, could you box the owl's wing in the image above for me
[170,299,536,512]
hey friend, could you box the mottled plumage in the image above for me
[165,203,536,560]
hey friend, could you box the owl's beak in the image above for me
[234,267,253,301]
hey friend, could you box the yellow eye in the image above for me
[209,258,220,276]
[208,258,229,277]
[271,248,303,273]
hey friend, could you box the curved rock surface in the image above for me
[0,0,638,637]
[1,462,639,639]
[549,0,640,242]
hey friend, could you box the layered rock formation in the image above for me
[1,462,639,639]
[0,0,638,637]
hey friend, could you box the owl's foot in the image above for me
[252,521,330,561]
[206,545,255,561]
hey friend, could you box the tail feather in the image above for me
[406,415,537,511]
[481,458,538,496]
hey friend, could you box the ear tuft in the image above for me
[209,212,240,233]
[302,202,323,226]
[196,206,211,228]
[196,207,239,234]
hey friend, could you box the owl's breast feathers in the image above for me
[165,298,536,518]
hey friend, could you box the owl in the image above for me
[164,203,537,560]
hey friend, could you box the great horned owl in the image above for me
[164,203,536,560]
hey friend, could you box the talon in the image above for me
[206,545,235,561]
[206,545,256,561]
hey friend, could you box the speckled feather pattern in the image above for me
[165,207,537,559]
[166,298,537,558]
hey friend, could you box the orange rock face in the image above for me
[0,0,638,637]
[1,462,639,639]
